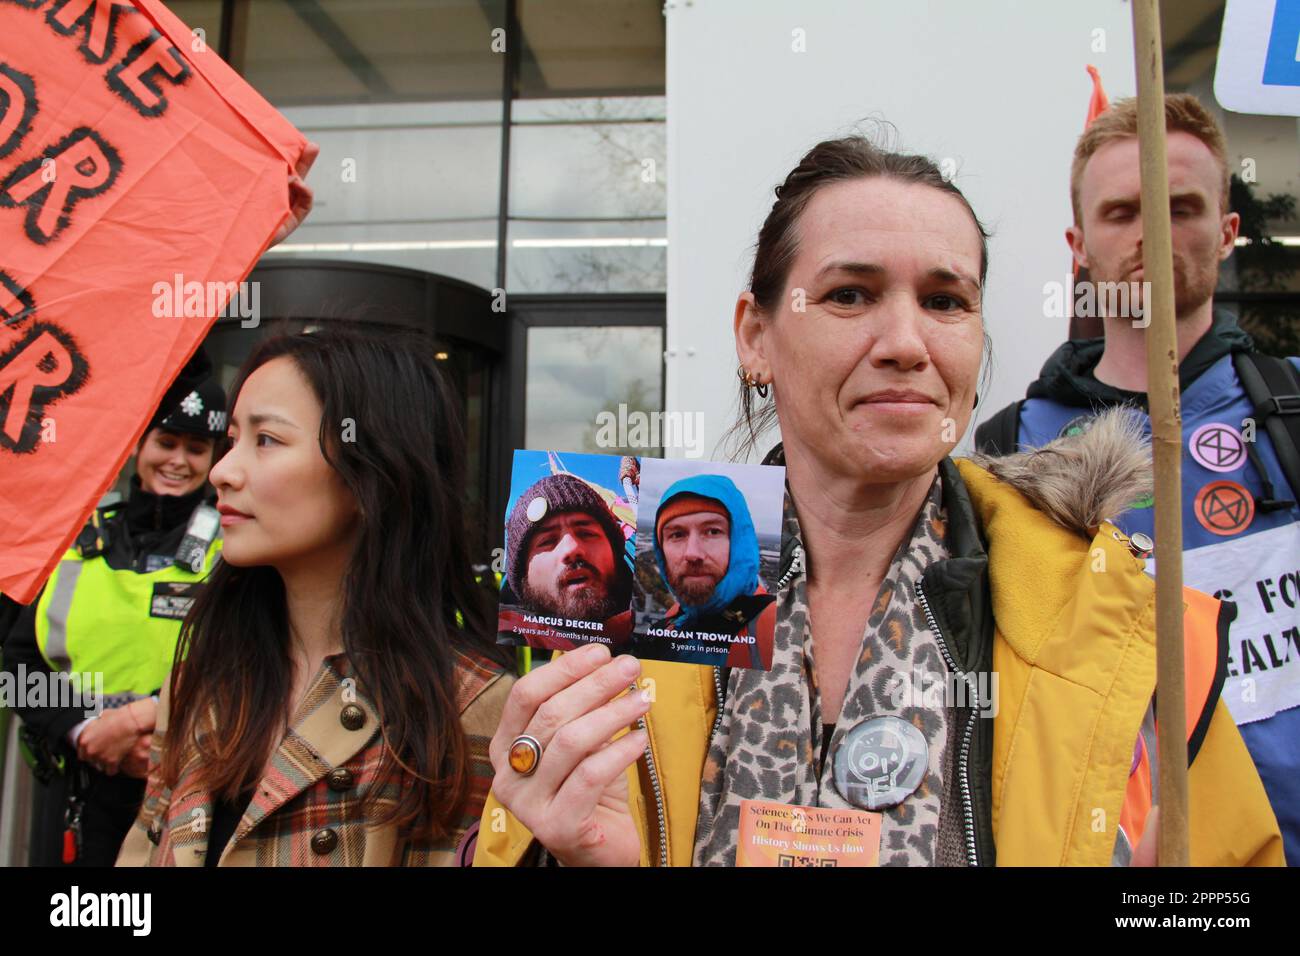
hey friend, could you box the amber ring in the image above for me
[508,734,543,776]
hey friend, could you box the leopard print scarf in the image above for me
[693,476,965,866]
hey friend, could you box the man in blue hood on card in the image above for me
[650,474,776,669]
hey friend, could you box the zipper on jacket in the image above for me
[710,666,726,743]
[775,545,803,592]
[914,579,981,867]
[637,708,669,867]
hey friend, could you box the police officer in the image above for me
[1,371,226,866]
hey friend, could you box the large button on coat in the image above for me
[326,768,354,792]
[340,704,366,731]
[311,828,338,855]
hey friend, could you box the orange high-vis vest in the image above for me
[1120,587,1227,847]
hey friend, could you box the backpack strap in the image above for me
[1233,351,1300,504]
[973,400,1023,456]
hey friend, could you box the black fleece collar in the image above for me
[125,474,207,535]
[1025,307,1254,410]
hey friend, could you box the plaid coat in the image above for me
[117,650,511,866]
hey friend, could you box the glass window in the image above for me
[525,326,663,453]
[1161,0,1299,355]
[516,0,665,98]
[1231,297,1300,359]
[509,100,665,219]
[507,96,665,292]
[511,97,665,123]
[233,0,507,106]
[507,219,665,293]
[167,0,224,52]
[1220,200,1300,357]
[228,0,510,285]
[260,101,502,287]
[263,219,500,290]
[226,3,668,292]
[430,338,492,509]
[1160,0,1225,90]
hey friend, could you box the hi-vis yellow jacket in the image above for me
[477,443,1284,867]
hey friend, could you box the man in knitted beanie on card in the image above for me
[502,474,634,650]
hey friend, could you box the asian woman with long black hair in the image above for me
[118,323,513,866]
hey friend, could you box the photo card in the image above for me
[497,449,639,653]
[629,457,785,669]
[497,449,785,670]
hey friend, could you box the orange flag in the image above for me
[0,0,309,604]
[1086,64,1111,127]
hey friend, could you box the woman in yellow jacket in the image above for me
[475,136,1283,867]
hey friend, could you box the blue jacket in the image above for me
[985,311,1300,864]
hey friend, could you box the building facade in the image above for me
[173,0,668,556]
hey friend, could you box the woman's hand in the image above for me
[77,707,142,775]
[120,734,153,780]
[488,642,651,867]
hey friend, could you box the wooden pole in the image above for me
[1131,0,1189,867]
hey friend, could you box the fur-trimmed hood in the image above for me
[966,407,1152,538]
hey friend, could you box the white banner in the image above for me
[1153,522,1300,726]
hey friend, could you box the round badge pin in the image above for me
[1188,422,1246,473]
[1194,480,1254,537]
[1128,531,1154,558]
[832,716,929,810]
[526,496,548,522]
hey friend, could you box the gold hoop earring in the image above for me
[738,364,771,399]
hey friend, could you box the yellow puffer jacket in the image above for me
[477,435,1283,866]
